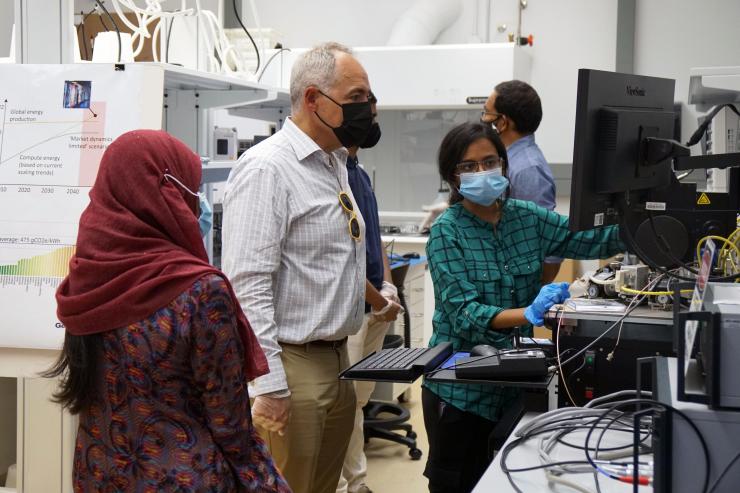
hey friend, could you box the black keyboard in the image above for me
[340,342,453,382]
[358,347,427,370]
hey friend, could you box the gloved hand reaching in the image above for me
[372,298,403,322]
[379,281,400,304]
[524,282,570,326]
[419,201,449,232]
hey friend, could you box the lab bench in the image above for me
[381,234,432,347]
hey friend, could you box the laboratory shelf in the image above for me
[688,66,740,109]
[139,62,290,110]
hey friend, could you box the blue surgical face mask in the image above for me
[163,173,212,237]
[197,193,213,237]
[458,168,509,206]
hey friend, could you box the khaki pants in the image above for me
[257,342,356,493]
[337,315,391,493]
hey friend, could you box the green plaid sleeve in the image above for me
[426,221,504,341]
[534,206,625,259]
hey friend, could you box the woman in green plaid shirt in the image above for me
[421,122,623,492]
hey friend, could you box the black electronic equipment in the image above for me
[569,69,740,268]
[340,342,453,382]
[676,283,740,410]
[554,318,674,407]
[649,357,740,493]
[454,349,548,380]
[253,134,270,145]
[470,344,499,357]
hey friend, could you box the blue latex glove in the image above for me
[524,282,571,325]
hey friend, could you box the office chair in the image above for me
[362,260,423,460]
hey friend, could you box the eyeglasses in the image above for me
[480,110,503,124]
[320,89,377,105]
[455,157,504,175]
[338,191,361,241]
[481,112,504,133]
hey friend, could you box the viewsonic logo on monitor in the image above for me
[626,85,646,96]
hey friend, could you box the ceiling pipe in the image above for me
[387,0,463,46]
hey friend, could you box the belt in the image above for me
[281,337,348,350]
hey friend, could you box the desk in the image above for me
[384,237,433,346]
[389,256,426,271]
[474,413,647,492]
[380,234,428,251]
[388,255,429,348]
[546,305,673,327]
[388,255,428,346]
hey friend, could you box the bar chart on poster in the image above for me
[0,64,164,349]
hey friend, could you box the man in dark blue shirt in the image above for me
[481,80,562,283]
[338,129,401,493]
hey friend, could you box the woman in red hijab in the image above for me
[45,130,291,493]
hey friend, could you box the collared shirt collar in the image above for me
[506,133,536,158]
[346,154,359,169]
[283,117,348,164]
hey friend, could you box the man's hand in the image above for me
[371,298,403,322]
[252,394,291,436]
[419,201,449,232]
[380,281,400,304]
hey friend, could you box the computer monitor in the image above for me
[568,69,739,268]
[569,69,676,231]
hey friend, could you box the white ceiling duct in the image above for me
[387,0,463,46]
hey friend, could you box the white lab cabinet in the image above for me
[0,349,76,493]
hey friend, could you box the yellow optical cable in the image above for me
[695,235,740,264]
[619,286,694,296]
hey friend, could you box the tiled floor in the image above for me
[364,381,429,493]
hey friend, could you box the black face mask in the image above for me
[315,91,374,148]
[360,122,381,149]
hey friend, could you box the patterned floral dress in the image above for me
[73,274,291,493]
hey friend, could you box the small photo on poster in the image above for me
[63,80,92,109]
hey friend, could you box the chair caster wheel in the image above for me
[398,388,411,403]
[407,431,417,439]
[409,448,423,460]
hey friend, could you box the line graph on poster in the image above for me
[0,64,164,349]
[0,96,109,188]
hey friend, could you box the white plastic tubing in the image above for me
[109,0,247,74]
[111,0,192,60]
[386,0,463,46]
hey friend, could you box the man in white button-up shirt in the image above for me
[222,42,371,493]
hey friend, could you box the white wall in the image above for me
[0,1,13,58]
[231,0,619,208]
[634,0,740,145]
[246,0,487,48]
[523,0,617,166]
[248,0,617,168]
